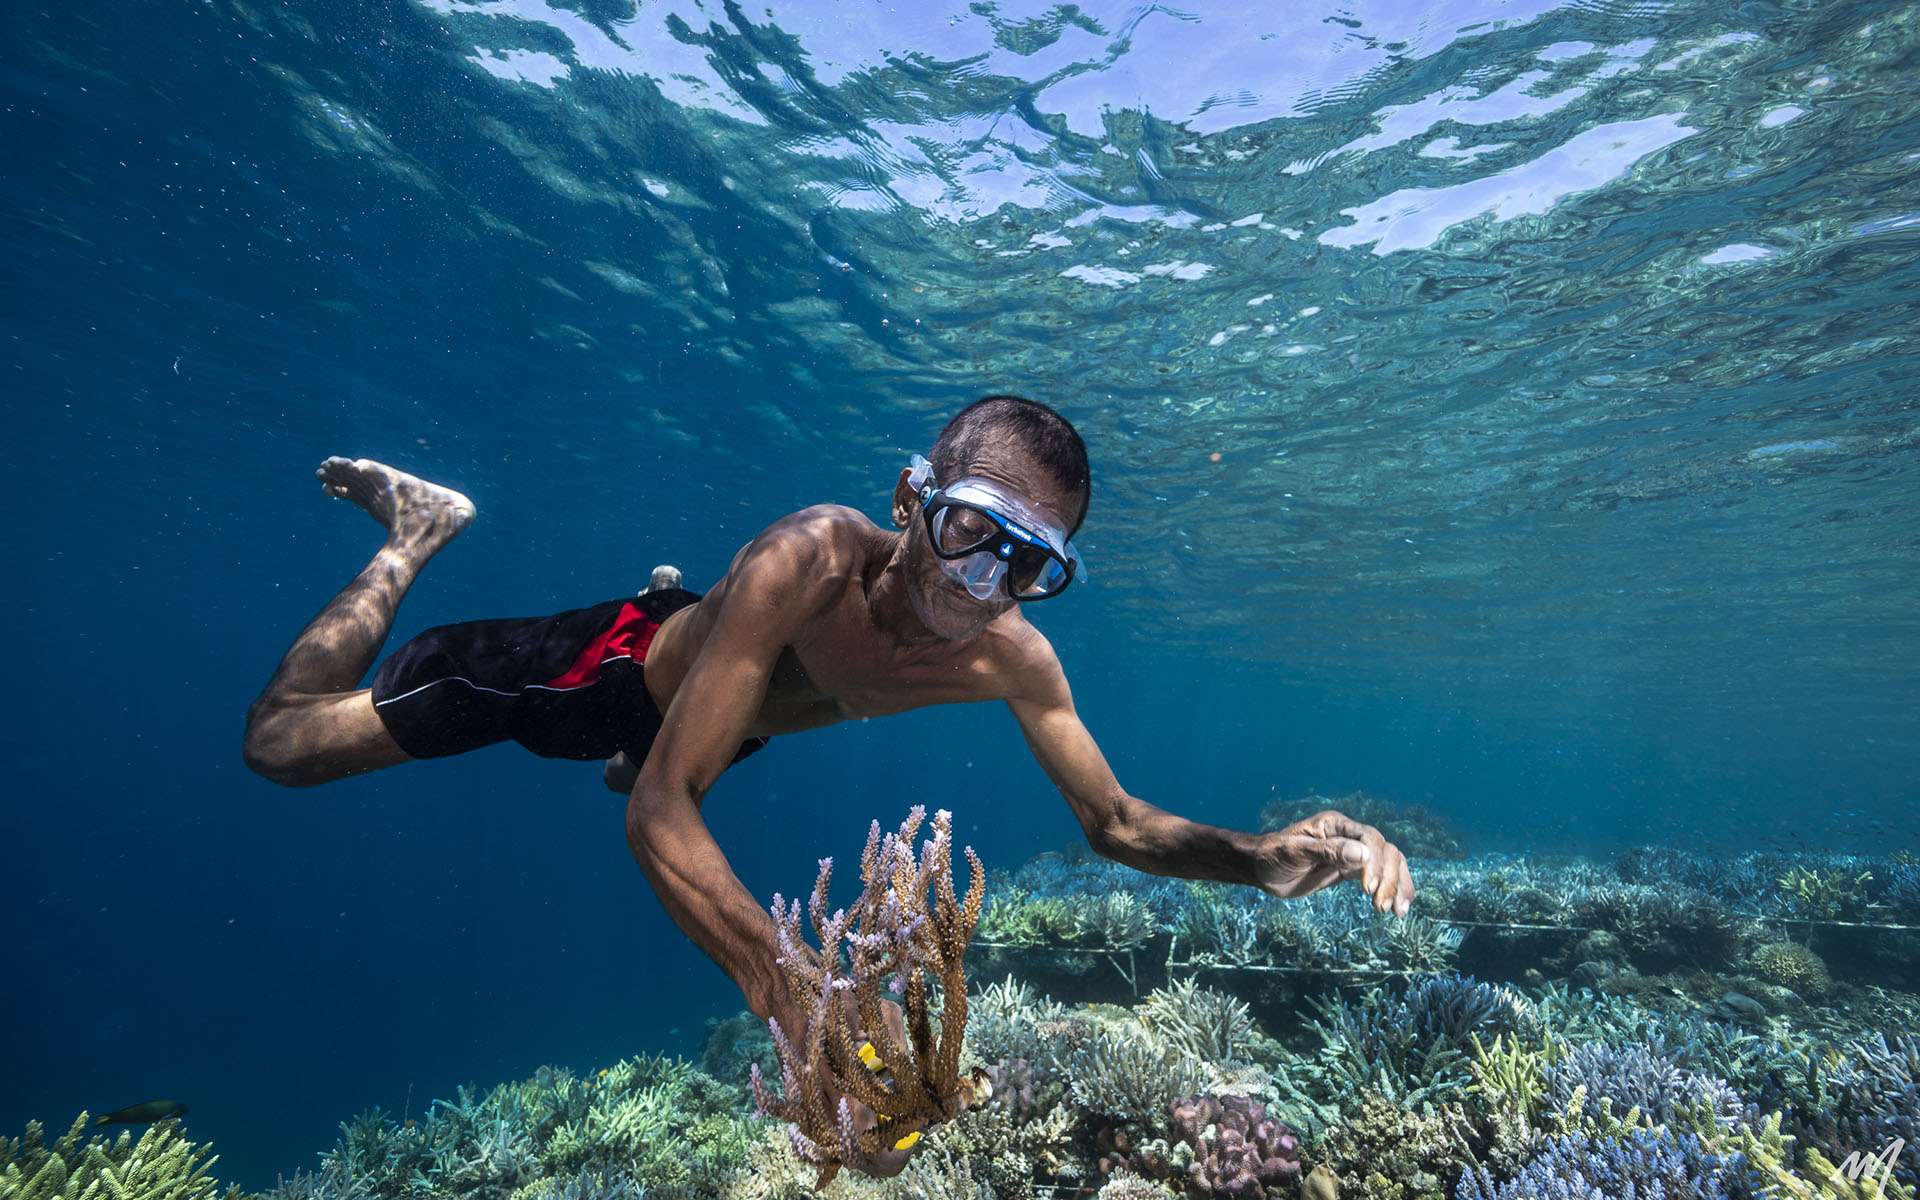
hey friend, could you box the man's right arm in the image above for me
[621,514,840,1024]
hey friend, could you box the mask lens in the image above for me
[932,505,997,556]
[1009,550,1068,598]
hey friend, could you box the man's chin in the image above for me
[910,587,993,641]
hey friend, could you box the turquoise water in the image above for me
[4,0,1919,1192]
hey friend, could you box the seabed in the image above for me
[8,794,1918,1200]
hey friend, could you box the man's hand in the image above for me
[1255,810,1414,916]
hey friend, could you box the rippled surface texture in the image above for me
[21,0,1916,773]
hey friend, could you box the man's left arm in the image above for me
[1004,643,1414,916]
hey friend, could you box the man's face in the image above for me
[898,442,1080,641]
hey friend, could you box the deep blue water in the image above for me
[4,0,1918,1188]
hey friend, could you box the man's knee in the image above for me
[242,704,322,788]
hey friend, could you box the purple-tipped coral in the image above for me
[748,807,985,1184]
[1168,1095,1302,1198]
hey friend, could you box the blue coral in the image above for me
[1782,1033,1920,1186]
[1399,975,1541,1048]
[1455,1129,1749,1200]
[1289,975,1540,1110]
[1544,1041,1753,1131]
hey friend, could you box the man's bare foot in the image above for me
[316,457,475,555]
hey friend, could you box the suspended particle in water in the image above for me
[1209,451,1223,463]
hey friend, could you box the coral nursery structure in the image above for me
[14,797,1920,1200]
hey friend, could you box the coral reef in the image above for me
[1271,974,1541,1129]
[29,842,1920,1200]
[1139,978,1255,1064]
[1542,1041,1752,1132]
[1750,941,1832,995]
[0,1114,236,1200]
[1312,1091,1472,1200]
[1773,1032,1920,1187]
[290,1056,757,1200]
[1162,1096,1300,1198]
[1063,1025,1207,1126]
[749,806,985,1183]
[1455,1128,1748,1200]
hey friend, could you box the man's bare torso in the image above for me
[640,505,1043,737]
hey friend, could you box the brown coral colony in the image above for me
[749,806,986,1183]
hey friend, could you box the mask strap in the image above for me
[906,453,935,495]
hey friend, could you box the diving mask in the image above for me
[906,454,1084,602]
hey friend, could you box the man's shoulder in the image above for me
[714,505,877,609]
[756,502,874,540]
[986,613,1067,698]
[751,504,879,565]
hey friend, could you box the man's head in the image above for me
[891,395,1091,638]
[927,395,1091,535]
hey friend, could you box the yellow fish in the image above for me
[893,1130,922,1152]
[857,1042,884,1072]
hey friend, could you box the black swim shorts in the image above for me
[369,586,770,766]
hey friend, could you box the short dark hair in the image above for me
[929,395,1092,532]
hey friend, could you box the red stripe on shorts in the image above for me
[542,600,662,690]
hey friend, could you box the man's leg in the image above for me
[242,457,475,787]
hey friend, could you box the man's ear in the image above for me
[891,468,916,529]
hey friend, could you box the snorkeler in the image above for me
[242,395,1414,1164]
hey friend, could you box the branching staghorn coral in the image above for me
[1543,1041,1752,1133]
[1455,1128,1749,1200]
[1064,1025,1208,1126]
[965,975,1068,1075]
[1778,866,1875,921]
[0,1115,232,1200]
[749,806,986,1184]
[1139,977,1254,1064]
[1775,1032,1920,1187]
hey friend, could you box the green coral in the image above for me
[1466,1033,1561,1175]
[1777,867,1874,920]
[980,888,1157,952]
[979,888,1085,947]
[304,1056,758,1200]
[0,1115,233,1200]
[1750,942,1832,995]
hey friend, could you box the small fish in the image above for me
[857,1042,885,1073]
[95,1100,188,1126]
[893,1130,922,1152]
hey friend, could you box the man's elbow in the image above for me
[1080,805,1139,865]
[623,772,705,851]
